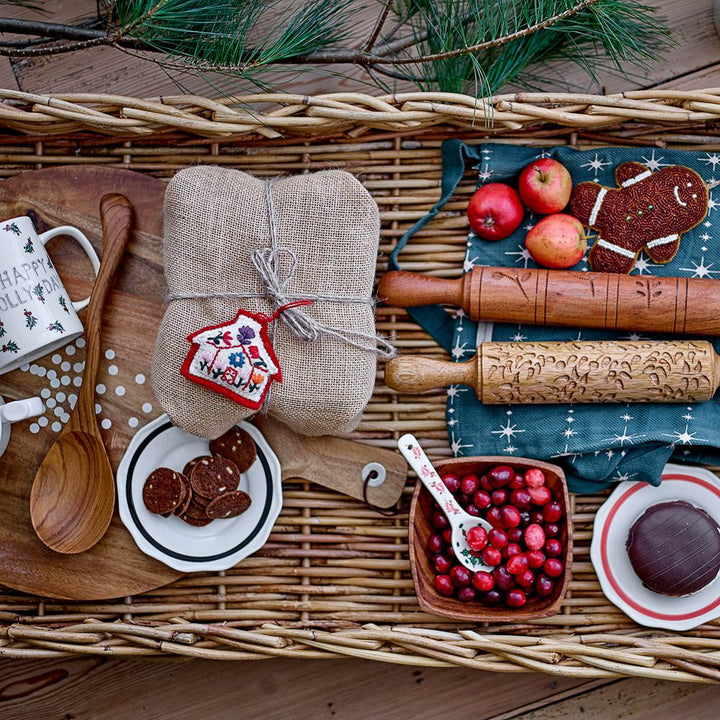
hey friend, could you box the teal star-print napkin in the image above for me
[390,140,720,493]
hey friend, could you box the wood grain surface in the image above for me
[0,166,183,599]
[379,267,720,337]
[386,340,720,404]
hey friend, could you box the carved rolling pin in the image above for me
[385,340,720,404]
[378,267,720,336]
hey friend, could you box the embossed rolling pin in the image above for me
[384,340,720,404]
[378,268,720,336]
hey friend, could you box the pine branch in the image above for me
[0,0,674,94]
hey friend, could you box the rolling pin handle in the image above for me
[378,271,464,309]
[385,355,477,394]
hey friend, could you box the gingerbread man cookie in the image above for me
[569,162,708,273]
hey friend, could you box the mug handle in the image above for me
[0,397,44,424]
[39,226,101,312]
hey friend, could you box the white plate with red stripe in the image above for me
[591,463,720,630]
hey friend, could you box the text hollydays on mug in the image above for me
[0,274,62,312]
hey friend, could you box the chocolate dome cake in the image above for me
[626,501,720,596]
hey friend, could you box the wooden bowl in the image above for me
[409,456,572,622]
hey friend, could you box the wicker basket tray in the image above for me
[2,89,720,682]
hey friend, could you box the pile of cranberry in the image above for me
[427,464,566,608]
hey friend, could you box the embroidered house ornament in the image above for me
[181,310,281,410]
[569,162,709,273]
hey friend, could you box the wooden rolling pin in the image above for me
[378,267,720,336]
[385,340,720,404]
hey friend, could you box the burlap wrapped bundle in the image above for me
[152,166,392,439]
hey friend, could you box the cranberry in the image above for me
[545,539,563,557]
[480,475,493,492]
[535,574,555,597]
[457,586,477,603]
[460,493,473,507]
[524,468,546,488]
[506,554,529,575]
[526,550,546,569]
[472,570,495,592]
[450,565,471,588]
[473,490,492,509]
[510,489,531,510]
[516,569,535,589]
[518,511,531,527]
[435,574,455,596]
[543,501,563,523]
[506,542,522,557]
[508,527,523,543]
[482,589,503,605]
[488,528,508,549]
[500,505,522,528]
[466,504,480,516]
[544,558,564,578]
[492,489,509,506]
[509,473,525,490]
[493,565,515,591]
[442,528,452,544]
[487,464,513,488]
[461,474,480,495]
[434,553,452,574]
[481,546,502,566]
[486,506,503,528]
[432,511,449,530]
[427,534,444,553]
[506,588,527,607]
[528,485,552,505]
[441,473,461,493]
[544,522,560,538]
[524,523,546,551]
[466,525,488,551]
[530,510,544,525]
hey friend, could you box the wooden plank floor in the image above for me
[3,1,720,717]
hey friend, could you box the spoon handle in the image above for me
[398,433,465,521]
[76,195,133,424]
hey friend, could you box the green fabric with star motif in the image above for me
[390,141,720,493]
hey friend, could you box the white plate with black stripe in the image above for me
[117,414,282,572]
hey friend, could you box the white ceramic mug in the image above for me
[0,395,44,456]
[0,216,100,375]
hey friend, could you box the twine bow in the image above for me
[167,179,395,359]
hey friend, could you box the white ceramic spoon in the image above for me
[398,433,493,572]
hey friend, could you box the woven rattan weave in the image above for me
[1,89,720,682]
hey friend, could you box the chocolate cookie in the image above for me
[206,490,253,519]
[190,456,241,499]
[180,513,213,527]
[210,426,257,473]
[143,468,185,515]
[627,500,720,595]
[172,473,193,517]
[183,456,209,478]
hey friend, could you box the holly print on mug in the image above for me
[0,216,100,375]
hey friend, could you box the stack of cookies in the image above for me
[142,426,257,527]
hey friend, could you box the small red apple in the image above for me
[467,183,524,241]
[518,158,572,214]
[525,213,587,269]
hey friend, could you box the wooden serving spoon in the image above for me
[30,194,133,554]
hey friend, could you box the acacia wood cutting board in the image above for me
[0,166,184,600]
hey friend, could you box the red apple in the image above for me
[525,213,587,269]
[518,158,572,214]
[467,183,524,241]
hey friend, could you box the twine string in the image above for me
[166,179,395,359]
